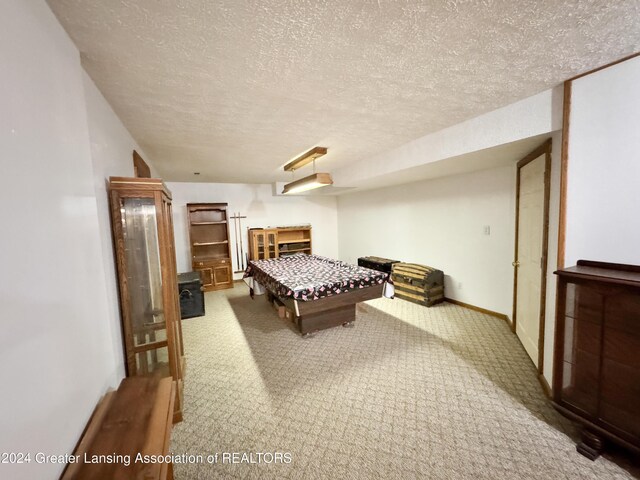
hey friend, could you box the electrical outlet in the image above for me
[483,225,491,235]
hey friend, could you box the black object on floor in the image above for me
[178,272,205,319]
[357,256,400,274]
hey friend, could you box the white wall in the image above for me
[167,183,339,276]
[0,2,160,478]
[0,1,121,478]
[82,71,158,385]
[337,165,517,315]
[565,56,640,266]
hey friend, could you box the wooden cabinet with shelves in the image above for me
[248,226,312,260]
[107,177,184,423]
[553,260,640,459]
[187,203,233,291]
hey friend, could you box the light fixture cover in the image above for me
[282,173,333,194]
[284,147,328,172]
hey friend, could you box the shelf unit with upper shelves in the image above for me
[249,226,312,260]
[187,203,233,291]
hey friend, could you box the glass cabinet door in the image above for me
[256,232,266,259]
[120,197,169,376]
[560,281,601,416]
[267,231,277,258]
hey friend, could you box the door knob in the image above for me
[512,261,520,267]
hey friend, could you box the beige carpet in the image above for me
[171,285,638,479]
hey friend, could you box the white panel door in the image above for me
[515,154,546,366]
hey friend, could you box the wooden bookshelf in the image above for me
[187,203,233,291]
[248,226,312,260]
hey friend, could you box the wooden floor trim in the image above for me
[444,297,510,323]
[538,373,552,398]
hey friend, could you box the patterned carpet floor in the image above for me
[171,285,639,479]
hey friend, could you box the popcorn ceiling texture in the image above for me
[47,0,640,183]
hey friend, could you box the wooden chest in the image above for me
[392,262,444,307]
[358,256,400,274]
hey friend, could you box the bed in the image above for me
[243,253,393,335]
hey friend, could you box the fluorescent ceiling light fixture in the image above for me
[282,173,333,194]
[284,147,328,171]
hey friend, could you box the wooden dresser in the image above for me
[553,260,640,459]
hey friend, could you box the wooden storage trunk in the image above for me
[392,262,444,307]
[358,256,400,274]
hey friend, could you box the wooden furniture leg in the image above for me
[577,429,604,460]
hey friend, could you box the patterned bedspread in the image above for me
[243,253,390,301]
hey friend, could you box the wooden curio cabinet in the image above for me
[553,260,640,459]
[249,228,278,260]
[187,203,233,291]
[108,177,185,423]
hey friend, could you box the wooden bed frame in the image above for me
[265,284,384,336]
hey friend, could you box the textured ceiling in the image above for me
[48,0,640,183]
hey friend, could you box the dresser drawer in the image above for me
[194,258,230,267]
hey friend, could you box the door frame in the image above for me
[512,139,552,374]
